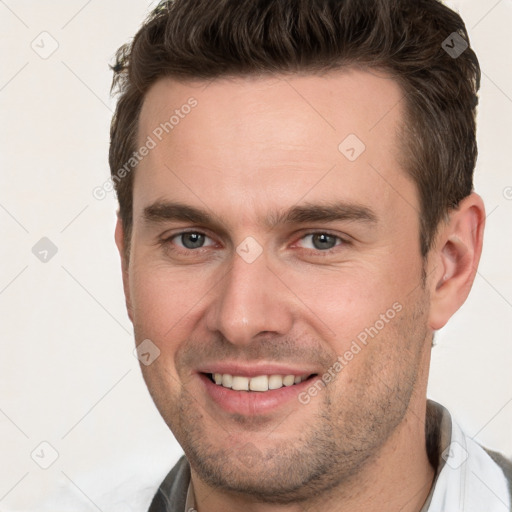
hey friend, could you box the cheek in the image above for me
[129,264,214,401]
[277,259,414,345]
[128,260,213,342]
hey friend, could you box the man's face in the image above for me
[120,71,433,502]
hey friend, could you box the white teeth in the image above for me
[268,374,284,390]
[232,376,249,391]
[221,374,233,388]
[211,373,310,392]
[283,375,295,386]
[249,375,268,392]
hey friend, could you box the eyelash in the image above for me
[159,229,348,256]
[163,231,217,251]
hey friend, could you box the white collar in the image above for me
[426,414,510,511]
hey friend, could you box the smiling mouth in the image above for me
[204,372,317,392]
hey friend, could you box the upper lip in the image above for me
[196,362,318,378]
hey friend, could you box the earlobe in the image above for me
[428,193,485,331]
[114,216,134,323]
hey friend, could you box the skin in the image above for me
[115,70,485,512]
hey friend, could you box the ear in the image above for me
[427,193,485,331]
[115,215,134,323]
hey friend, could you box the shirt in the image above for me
[148,400,512,511]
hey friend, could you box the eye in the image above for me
[298,233,343,251]
[172,232,215,250]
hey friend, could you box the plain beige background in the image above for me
[0,0,511,510]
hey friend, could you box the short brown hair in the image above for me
[109,0,480,259]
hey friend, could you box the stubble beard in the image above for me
[145,289,431,505]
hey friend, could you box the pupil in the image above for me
[312,233,336,250]
[182,233,205,249]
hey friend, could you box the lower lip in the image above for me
[198,373,317,416]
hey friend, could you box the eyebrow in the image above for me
[268,202,377,227]
[142,200,377,231]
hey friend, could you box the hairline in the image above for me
[121,65,439,263]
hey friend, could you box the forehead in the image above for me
[134,70,415,226]
[138,69,405,155]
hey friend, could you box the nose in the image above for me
[205,249,294,346]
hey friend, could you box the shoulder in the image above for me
[485,447,512,487]
[147,455,191,512]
